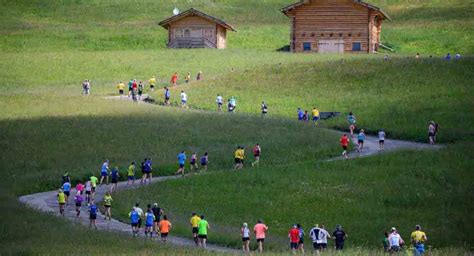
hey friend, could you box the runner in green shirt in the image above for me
[57,189,66,216]
[90,175,98,201]
[198,215,210,248]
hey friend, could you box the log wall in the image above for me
[169,16,218,47]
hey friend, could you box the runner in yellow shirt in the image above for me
[411,225,428,255]
[117,81,125,97]
[57,189,66,216]
[149,76,156,91]
[312,107,320,125]
[190,212,201,245]
[103,191,113,221]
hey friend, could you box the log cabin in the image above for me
[158,8,236,49]
[281,0,390,53]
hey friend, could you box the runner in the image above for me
[196,71,202,80]
[297,224,305,254]
[378,128,386,151]
[176,151,186,176]
[103,191,113,221]
[62,180,71,205]
[254,219,268,253]
[74,191,83,217]
[200,152,209,172]
[309,224,321,252]
[180,90,188,108]
[198,215,210,248]
[90,174,98,200]
[57,189,66,216]
[84,179,92,205]
[152,203,163,234]
[131,79,138,102]
[129,207,140,237]
[75,181,84,195]
[170,72,178,86]
[312,107,320,125]
[110,166,120,193]
[388,227,404,253]
[251,143,261,167]
[190,152,198,172]
[82,80,89,95]
[127,161,136,186]
[190,212,201,246]
[185,72,191,83]
[62,171,70,184]
[144,209,156,238]
[128,79,133,97]
[117,81,125,97]
[317,224,331,252]
[332,224,347,250]
[288,224,300,254]
[89,200,98,229]
[241,222,251,253]
[411,225,428,256]
[348,112,357,137]
[164,87,171,105]
[234,146,242,170]
[99,160,110,186]
[138,81,144,100]
[303,110,309,122]
[297,108,304,121]
[148,76,156,91]
[340,134,349,159]
[357,129,366,152]
[134,203,144,230]
[428,121,436,145]
[383,231,390,252]
[261,101,268,116]
[228,96,237,113]
[142,158,152,184]
[159,215,172,243]
[216,94,223,111]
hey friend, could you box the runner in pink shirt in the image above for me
[75,182,84,195]
[254,219,269,253]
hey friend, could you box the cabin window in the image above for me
[303,42,312,51]
[175,29,183,38]
[184,29,191,37]
[352,42,362,51]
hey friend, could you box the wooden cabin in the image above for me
[281,0,390,53]
[158,8,236,49]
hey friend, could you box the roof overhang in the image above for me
[158,8,237,31]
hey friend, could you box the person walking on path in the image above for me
[289,224,300,254]
[128,79,133,97]
[110,167,120,193]
[84,180,92,205]
[89,200,98,229]
[137,81,144,100]
[164,87,171,105]
[200,152,209,172]
[176,151,186,176]
[134,203,144,231]
[312,107,320,125]
[357,129,366,152]
[171,72,178,86]
[297,224,305,254]
[99,160,110,186]
[75,182,84,195]
[57,189,66,216]
[317,224,331,252]
[388,227,404,253]
[340,134,349,159]
[198,215,210,248]
[190,152,199,172]
[82,80,90,95]
[378,129,386,151]
[332,225,347,250]
[180,90,188,108]
[141,158,152,184]
[117,81,125,97]
[62,180,71,205]
[428,121,437,145]
[241,222,251,253]
[261,101,268,116]
[129,207,140,237]
[103,191,113,221]
[90,174,98,201]
[252,143,261,167]
[152,203,163,234]
[216,94,224,112]
[159,215,172,243]
[127,162,136,186]
[411,225,428,256]
[74,191,83,217]
[144,209,156,238]
[190,212,201,246]
[254,219,269,253]
[185,72,191,83]
[131,80,138,102]
[348,112,357,137]
[148,76,156,91]
[309,224,320,252]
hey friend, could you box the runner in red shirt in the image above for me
[170,72,178,86]
[340,134,349,159]
[289,225,300,254]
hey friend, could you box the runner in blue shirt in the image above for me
[200,152,209,172]
[145,209,156,238]
[175,151,186,177]
[89,201,98,229]
[129,207,140,237]
[110,167,120,193]
[62,181,71,204]
[297,108,304,121]
[164,87,171,105]
[100,159,109,185]
[357,129,366,152]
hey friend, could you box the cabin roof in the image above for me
[158,8,237,32]
[280,0,391,21]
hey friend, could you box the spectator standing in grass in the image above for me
[62,180,71,205]
[127,162,136,186]
[89,200,98,229]
[251,143,261,167]
[254,219,269,253]
[176,151,187,176]
[190,212,201,246]
[181,90,188,108]
[117,81,125,97]
[411,225,428,256]
[241,222,251,253]
[138,81,144,100]
[297,108,304,121]
[84,179,92,205]
[57,189,66,216]
[152,203,163,234]
[357,129,366,152]
[99,160,110,186]
[196,71,202,80]
[289,224,300,254]
[171,72,178,86]
[216,94,224,111]
[198,215,210,248]
[297,224,305,254]
[317,224,331,252]
[74,191,83,217]
[332,224,347,250]
[261,101,268,116]
[190,152,199,172]
[164,87,171,105]
[348,112,357,137]
[148,76,156,91]
[185,72,191,83]
[129,207,140,237]
[144,209,155,238]
[103,191,113,221]
[312,107,320,125]
[378,129,386,151]
[388,227,404,253]
[340,134,349,159]
[110,167,120,193]
[200,152,209,172]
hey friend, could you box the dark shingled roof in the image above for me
[158,8,237,32]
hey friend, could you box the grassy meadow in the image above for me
[0,0,473,254]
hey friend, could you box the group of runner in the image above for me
[383,226,429,256]
[297,107,321,125]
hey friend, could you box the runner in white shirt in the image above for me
[216,94,223,112]
[309,224,320,252]
[84,180,92,205]
[134,203,144,230]
[378,129,386,151]
[388,227,404,252]
[316,225,331,251]
[180,91,188,108]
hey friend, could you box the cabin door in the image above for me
[318,40,344,53]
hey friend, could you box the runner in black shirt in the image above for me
[332,225,347,250]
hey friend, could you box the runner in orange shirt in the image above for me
[340,134,349,159]
[159,215,172,243]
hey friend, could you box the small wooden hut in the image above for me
[158,8,236,49]
[281,0,390,53]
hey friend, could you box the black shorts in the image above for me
[315,243,327,250]
[90,214,97,220]
[198,234,207,239]
[379,140,384,143]
[257,238,265,243]
[429,132,435,137]
[75,202,82,207]
[179,163,184,168]
[64,191,70,197]
[192,227,199,234]
[165,96,170,100]
[299,238,304,244]
[111,178,118,184]
[138,91,143,96]
[235,158,241,164]
[290,242,298,249]
[104,205,111,208]
[336,242,344,250]
[201,162,207,166]
[358,139,364,144]
[91,187,96,192]
[85,190,91,195]
[119,89,124,95]
[131,223,138,227]
[161,232,169,238]
[150,84,155,88]
[138,219,142,228]
[242,237,250,242]
[342,145,348,150]
[190,160,196,165]
[254,153,260,157]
